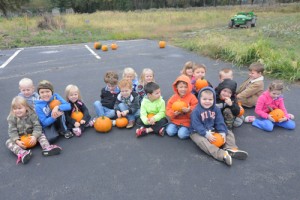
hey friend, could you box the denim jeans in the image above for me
[166,123,190,139]
[117,103,139,122]
[252,118,296,132]
[94,101,115,118]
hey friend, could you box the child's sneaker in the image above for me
[62,130,74,139]
[288,113,295,120]
[158,127,165,137]
[72,127,82,137]
[112,120,116,126]
[42,145,62,156]
[227,148,248,160]
[85,118,95,127]
[136,127,147,138]
[244,116,256,123]
[223,151,232,166]
[126,121,135,129]
[16,150,32,164]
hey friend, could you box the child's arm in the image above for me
[127,94,139,114]
[30,112,42,139]
[226,99,240,116]
[254,95,269,119]
[7,115,20,142]
[190,109,207,136]
[166,95,177,119]
[214,108,228,134]
[53,94,71,111]
[78,101,91,122]
[153,99,166,122]
[189,95,199,111]
[35,105,56,127]
[237,82,262,99]
[140,101,149,125]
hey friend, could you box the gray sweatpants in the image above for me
[190,130,238,161]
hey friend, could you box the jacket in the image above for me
[190,87,228,137]
[114,92,140,114]
[65,100,91,126]
[140,96,166,125]
[166,75,198,127]
[100,86,120,109]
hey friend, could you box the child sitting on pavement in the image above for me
[114,79,140,129]
[35,80,73,143]
[6,96,61,164]
[136,82,168,137]
[18,78,39,108]
[136,68,155,104]
[236,62,264,108]
[190,87,248,166]
[191,63,213,97]
[65,84,93,136]
[180,61,194,80]
[123,67,139,92]
[94,71,120,119]
[166,75,198,139]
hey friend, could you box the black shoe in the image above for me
[158,127,165,137]
[60,130,74,139]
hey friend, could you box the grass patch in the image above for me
[0,4,300,81]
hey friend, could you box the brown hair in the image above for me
[118,79,132,89]
[193,63,207,72]
[268,80,284,92]
[104,71,119,85]
[249,62,264,74]
[219,68,233,79]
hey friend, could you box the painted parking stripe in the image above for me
[0,48,24,69]
[84,45,101,59]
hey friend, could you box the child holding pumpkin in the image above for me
[190,87,248,166]
[94,71,120,120]
[245,80,296,132]
[136,68,155,104]
[18,78,39,108]
[114,79,140,129]
[64,84,93,136]
[136,82,168,137]
[214,79,243,130]
[6,96,62,164]
[166,75,198,139]
[35,80,73,143]
[123,67,139,92]
[191,63,213,97]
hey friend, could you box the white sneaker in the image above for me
[223,151,232,166]
[112,120,116,126]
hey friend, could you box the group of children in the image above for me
[6,63,296,166]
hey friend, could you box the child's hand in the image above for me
[181,106,190,113]
[174,111,181,116]
[116,111,122,118]
[121,110,129,117]
[80,120,86,125]
[29,135,37,146]
[74,122,80,127]
[278,117,287,123]
[51,109,63,119]
[148,117,156,125]
[268,114,275,122]
[16,139,26,149]
[205,131,216,143]
[219,132,226,143]
[224,97,233,106]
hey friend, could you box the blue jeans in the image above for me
[252,118,296,132]
[117,103,139,122]
[166,123,190,139]
[94,101,115,119]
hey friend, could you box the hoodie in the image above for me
[190,87,228,137]
[166,75,198,127]
[215,79,240,116]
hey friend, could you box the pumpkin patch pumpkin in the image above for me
[147,113,155,119]
[101,45,108,51]
[111,43,118,50]
[94,116,112,133]
[49,97,61,110]
[195,79,209,91]
[237,102,244,117]
[159,41,166,48]
[94,42,102,49]
[171,100,188,112]
[210,133,225,147]
[71,105,83,122]
[20,134,36,149]
[116,117,128,128]
[269,108,285,122]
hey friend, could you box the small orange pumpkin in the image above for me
[116,117,129,128]
[111,43,118,50]
[210,133,225,147]
[237,102,244,117]
[49,97,61,110]
[20,134,36,149]
[269,108,285,122]
[71,105,83,122]
[94,42,102,49]
[171,100,188,112]
[94,116,112,133]
[195,79,209,91]
[159,41,166,48]
[101,45,108,51]
[147,113,155,119]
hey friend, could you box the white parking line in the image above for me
[0,48,24,69]
[84,45,101,59]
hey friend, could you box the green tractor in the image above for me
[228,12,257,28]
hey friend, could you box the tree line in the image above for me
[1,0,299,16]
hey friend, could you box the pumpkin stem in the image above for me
[74,104,79,112]
[267,106,273,112]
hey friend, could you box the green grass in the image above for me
[1,4,300,81]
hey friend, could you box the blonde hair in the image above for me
[19,78,34,87]
[139,68,155,85]
[118,79,132,89]
[193,63,207,72]
[268,80,284,92]
[9,96,33,116]
[122,67,137,79]
[181,61,194,75]
[219,68,233,79]
[65,84,82,101]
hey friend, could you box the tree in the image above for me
[0,0,29,16]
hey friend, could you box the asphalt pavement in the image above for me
[0,39,299,200]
